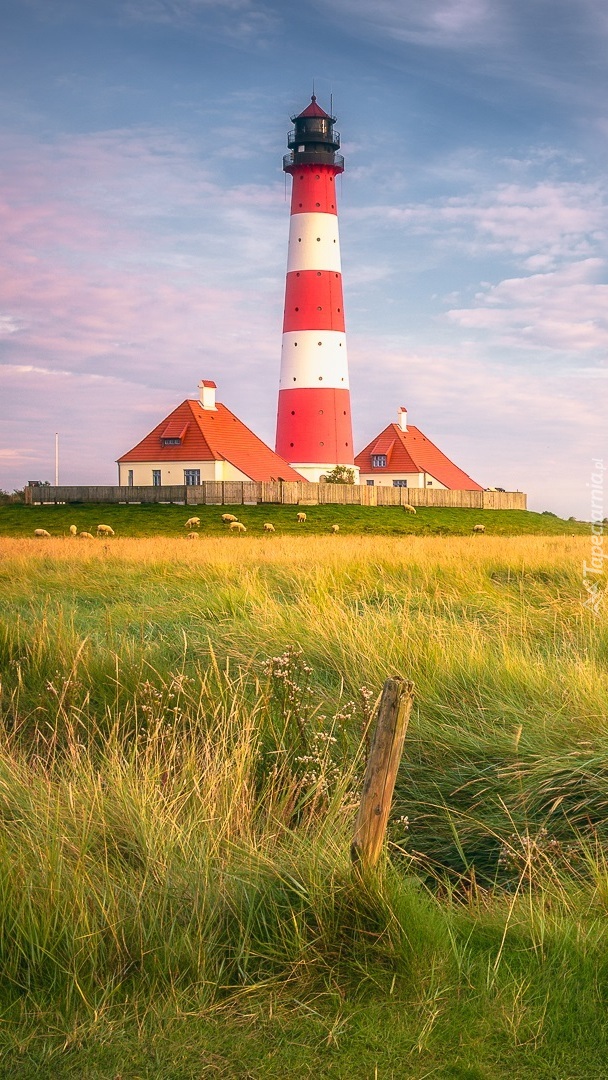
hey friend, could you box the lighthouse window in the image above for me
[371,455,387,469]
[291,410,295,415]
[319,409,324,414]
[320,441,324,446]
[318,376,323,381]
[316,202,320,207]
[317,306,322,311]
[318,341,322,345]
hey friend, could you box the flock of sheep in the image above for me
[34,524,115,539]
[32,506,487,538]
[183,512,341,537]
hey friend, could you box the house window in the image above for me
[366,479,374,486]
[152,470,161,486]
[393,480,408,488]
[427,480,433,486]
[127,469,134,487]
[371,455,387,468]
[162,437,181,446]
[184,469,200,486]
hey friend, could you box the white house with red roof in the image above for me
[117,381,304,487]
[355,408,483,491]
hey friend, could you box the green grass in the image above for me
[0,534,606,1077]
[0,500,591,537]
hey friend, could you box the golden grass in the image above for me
[0,532,592,569]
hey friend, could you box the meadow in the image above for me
[0,527,606,1078]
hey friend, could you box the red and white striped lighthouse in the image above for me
[275,96,356,482]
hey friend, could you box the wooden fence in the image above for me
[24,484,527,511]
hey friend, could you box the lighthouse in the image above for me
[275,96,356,482]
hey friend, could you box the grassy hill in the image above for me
[0,500,590,537]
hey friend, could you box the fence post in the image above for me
[351,677,414,872]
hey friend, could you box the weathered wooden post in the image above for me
[351,677,414,872]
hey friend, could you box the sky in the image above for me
[0,0,606,518]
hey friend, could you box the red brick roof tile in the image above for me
[118,398,304,481]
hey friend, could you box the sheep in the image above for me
[222,513,238,524]
[330,524,340,533]
[472,524,486,533]
[263,522,275,532]
[34,528,51,538]
[187,531,199,540]
[79,532,94,539]
[296,512,307,523]
[96,524,115,536]
[229,521,247,533]
[402,504,417,514]
[185,517,200,528]
[69,524,78,536]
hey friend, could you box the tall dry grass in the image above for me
[0,533,607,1065]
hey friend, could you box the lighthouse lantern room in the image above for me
[275,96,357,482]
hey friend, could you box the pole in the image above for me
[351,677,414,872]
[55,433,59,486]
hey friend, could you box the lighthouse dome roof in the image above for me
[292,94,335,122]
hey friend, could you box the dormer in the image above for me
[161,421,188,446]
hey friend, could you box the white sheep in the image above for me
[263,522,275,532]
[185,517,200,528]
[296,512,307,523]
[79,532,94,539]
[472,524,486,533]
[34,528,51,538]
[97,524,115,536]
[187,531,199,540]
[330,524,340,533]
[222,513,238,523]
[402,504,416,514]
[229,521,247,533]
[69,524,78,536]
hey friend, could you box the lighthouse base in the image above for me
[288,462,360,484]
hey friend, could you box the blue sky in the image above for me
[0,0,606,517]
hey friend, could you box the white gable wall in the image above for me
[118,459,252,486]
[358,471,446,489]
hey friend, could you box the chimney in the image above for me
[199,380,217,411]
[398,406,408,432]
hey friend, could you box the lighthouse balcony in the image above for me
[287,127,340,147]
[283,151,344,170]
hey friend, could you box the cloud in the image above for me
[120,0,280,46]
[310,0,506,50]
[447,259,608,353]
[352,181,606,265]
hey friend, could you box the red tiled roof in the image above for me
[118,398,305,482]
[295,95,333,120]
[161,421,189,440]
[355,423,483,490]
